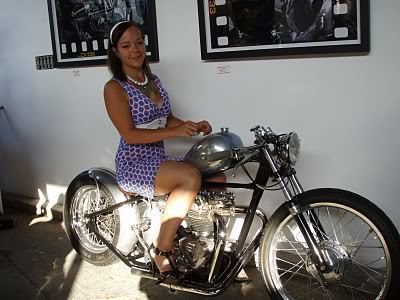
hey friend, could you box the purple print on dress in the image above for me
[113,75,178,198]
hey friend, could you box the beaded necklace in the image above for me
[127,73,153,98]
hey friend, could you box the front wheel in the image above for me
[259,188,400,300]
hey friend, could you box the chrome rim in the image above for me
[267,202,391,300]
[70,185,118,253]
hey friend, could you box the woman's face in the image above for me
[115,26,146,71]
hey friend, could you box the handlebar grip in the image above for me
[201,150,233,162]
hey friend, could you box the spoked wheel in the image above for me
[259,189,400,300]
[64,172,139,265]
[70,185,118,254]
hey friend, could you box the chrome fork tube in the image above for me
[262,148,294,200]
[290,174,304,195]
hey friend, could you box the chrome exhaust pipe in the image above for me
[130,268,220,296]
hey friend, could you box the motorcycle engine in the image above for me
[181,190,235,270]
[156,190,236,271]
[186,190,235,236]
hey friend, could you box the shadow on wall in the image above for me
[0,99,38,196]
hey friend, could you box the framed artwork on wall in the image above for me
[197,0,370,60]
[47,0,159,68]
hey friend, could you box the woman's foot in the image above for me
[150,245,174,274]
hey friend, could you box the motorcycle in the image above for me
[64,125,400,299]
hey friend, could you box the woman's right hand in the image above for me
[173,121,200,137]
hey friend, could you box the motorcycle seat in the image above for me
[119,187,139,197]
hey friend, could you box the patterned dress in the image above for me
[113,75,178,198]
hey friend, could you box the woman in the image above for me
[104,21,212,276]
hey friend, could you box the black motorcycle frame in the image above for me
[84,145,328,295]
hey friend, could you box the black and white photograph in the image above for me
[197,0,369,59]
[47,0,159,67]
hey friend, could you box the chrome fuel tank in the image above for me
[184,128,243,176]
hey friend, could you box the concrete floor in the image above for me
[0,208,270,300]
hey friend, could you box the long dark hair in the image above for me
[107,21,151,81]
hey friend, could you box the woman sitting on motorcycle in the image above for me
[103,21,212,276]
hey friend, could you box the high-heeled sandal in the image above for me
[149,244,181,284]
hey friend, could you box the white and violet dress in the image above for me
[113,75,178,198]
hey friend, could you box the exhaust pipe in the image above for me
[130,268,221,296]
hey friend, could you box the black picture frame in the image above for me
[47,0,159,68]
[197,0,369,60]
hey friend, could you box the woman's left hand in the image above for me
[196,120,212,135]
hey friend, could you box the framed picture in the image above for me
[197,0,369,60]
[47,0,159,67]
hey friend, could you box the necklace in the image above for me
[127,73,153,98]
[126,73,148,86]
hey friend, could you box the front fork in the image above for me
[262,148,330,286]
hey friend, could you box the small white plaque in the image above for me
[217,65,231,75]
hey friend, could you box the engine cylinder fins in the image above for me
[186,213,214,237]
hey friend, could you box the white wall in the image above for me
[0,1,399,230]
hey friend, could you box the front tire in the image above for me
[259,188,400,300]
[64,172,138,265]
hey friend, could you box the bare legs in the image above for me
[153,161,201,272]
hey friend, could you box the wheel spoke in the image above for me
[97,221,115,240]
[339,283,379,297]
[345,244,382,249]
[308,218,331,240]
[364,256,386,267]
[98,214,115,224]
[351,229,374,258]
[290,282,322,298]
[282,261,306,286]
[283,228,308,264]
[326,207,339,243]
[338,207,345,242]
[276,267,313,279]
[276,248,307,253]
[276,257,307,269]
[276,257,304,268]
[348,257,387,278]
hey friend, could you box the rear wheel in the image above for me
[64,174,138,265]
[259,188,400,300]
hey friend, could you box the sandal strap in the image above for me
[149,243,173,257]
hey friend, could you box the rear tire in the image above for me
[64,173,138,266]
[259,188,400,300]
